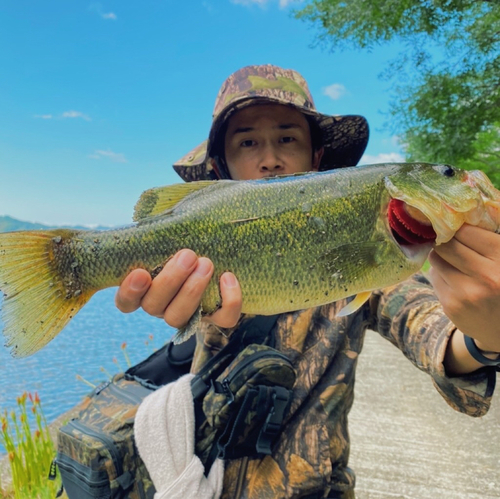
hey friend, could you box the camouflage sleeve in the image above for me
[368,273,496,417]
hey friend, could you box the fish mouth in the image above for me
[387,198,436,261]
[388,199,436,245]
[384,170,500,246]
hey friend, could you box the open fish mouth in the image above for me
[387,198,436,261]
[388,198,436,246]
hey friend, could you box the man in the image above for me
[117,65,500,498]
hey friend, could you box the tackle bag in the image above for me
[192,342,296,472]
[53,315,294,498]
[54,372,156,499]
[53,335,195,499]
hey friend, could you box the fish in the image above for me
[0,163,499,357]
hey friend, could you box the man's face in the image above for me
[223,104,323,181]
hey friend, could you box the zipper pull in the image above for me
[95,380,111,395]
[222,378,234,405]
[56,483,65,498]
[49,458,65,497]
[48,458,57,480]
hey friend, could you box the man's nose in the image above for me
[259,144,283,171]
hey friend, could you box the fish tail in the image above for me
[0,230,93,357]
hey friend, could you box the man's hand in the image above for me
[428,224,500,353]
[115,249,242,329]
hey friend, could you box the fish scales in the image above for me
[1,163,499,356]
[50,167,394,315]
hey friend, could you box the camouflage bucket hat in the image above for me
[173,64,369,182]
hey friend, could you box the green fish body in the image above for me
[1,163,499,357]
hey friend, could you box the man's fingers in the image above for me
[428,249,463,285]
[162,257,214,328]
[432,234,489,278]
[453,224,500,259]
[141,249,199,318]
[432,227,500,288]
[204,272,242,329]
[115,269,152,313]
[115,251,242,330]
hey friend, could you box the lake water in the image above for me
[0,288,175,452]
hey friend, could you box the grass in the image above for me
[0,393,66,499]
[0,341,155,498]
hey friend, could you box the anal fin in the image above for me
[336,291,372,318]
[172,305,202,344]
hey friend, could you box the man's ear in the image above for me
[312,147,324,171]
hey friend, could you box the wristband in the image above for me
[463,335,500,367]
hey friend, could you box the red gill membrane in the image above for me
[388,199,436,245]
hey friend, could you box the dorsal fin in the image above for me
[133,181,218,221]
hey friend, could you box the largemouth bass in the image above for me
[1,163,499,357]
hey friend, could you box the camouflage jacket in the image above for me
[191,273,496,499]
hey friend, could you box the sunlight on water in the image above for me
[0,288,175,448]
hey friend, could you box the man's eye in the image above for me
[280,136,296,144]
[240,140,255,147]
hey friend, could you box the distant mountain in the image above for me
[0,215,112,233]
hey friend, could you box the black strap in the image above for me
[191,315,280,401]
[167,336,197,365]
[192,314,280,473]
[216,385,292,459]
[125,334,196,387]
[238,315,279,349]
[216,386,266,459]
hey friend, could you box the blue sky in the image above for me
[0,0,405,227]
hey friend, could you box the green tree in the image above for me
[296,0,500,186]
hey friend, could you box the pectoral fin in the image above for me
[336,291,372,317]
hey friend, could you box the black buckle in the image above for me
[256,386,291,454]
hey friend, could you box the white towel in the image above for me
[134,373,224,499]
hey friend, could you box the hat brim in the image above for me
[173,105,369,182]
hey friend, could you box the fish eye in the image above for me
[432,164,455,177]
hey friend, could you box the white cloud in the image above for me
[34,111,91,121]
[89,149,128,163]
[89,3,117,20]
[62,110,91,121]
[359,152,405,165]
[101,12,117,20]
[322,83,347,101]
[279,0,299,7]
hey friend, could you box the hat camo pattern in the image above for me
[173,65,369,182]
